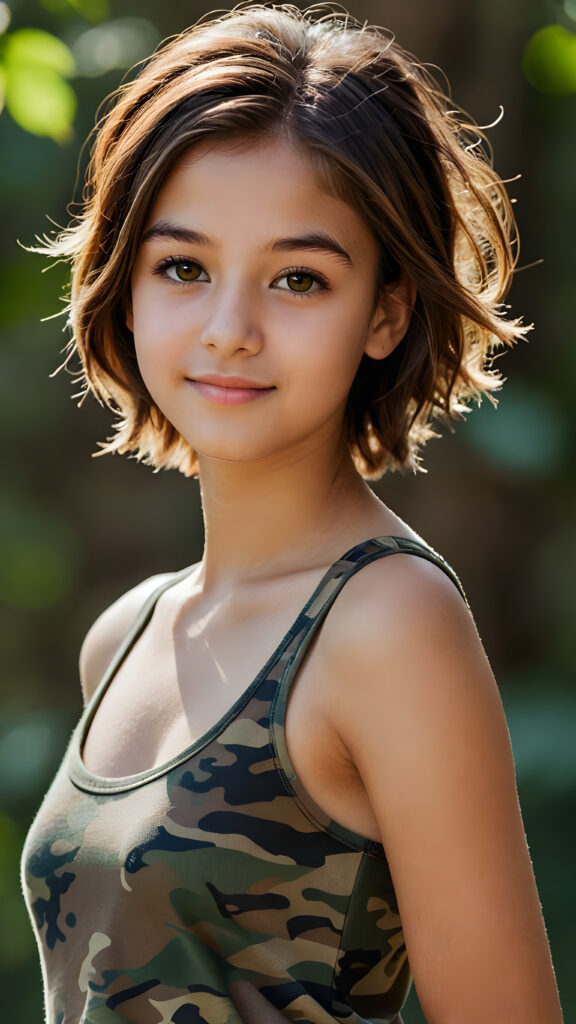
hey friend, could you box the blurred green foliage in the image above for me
[0,500,76,609]
[1,0,574,1021]
[523,25,576,95]
[0,26,76,139]
[40,0,110,20]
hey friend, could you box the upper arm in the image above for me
[78,571,176,706]
[326,556,563,1024]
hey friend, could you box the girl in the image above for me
[21,4,564,1023]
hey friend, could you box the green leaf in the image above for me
[5,27,75,77]
[523,25,576,97]
[5,65,76,140]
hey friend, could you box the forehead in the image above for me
[145,135,375,249]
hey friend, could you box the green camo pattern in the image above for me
[22,536,467,1023]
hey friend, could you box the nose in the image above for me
[199,286,263,357]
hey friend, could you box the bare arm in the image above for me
[326,556,564,1024]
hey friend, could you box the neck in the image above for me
[195,431,385,592]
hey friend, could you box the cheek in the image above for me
[131,290,189,372]
[286,302,369,383]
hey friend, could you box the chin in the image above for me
[192,439,283,465]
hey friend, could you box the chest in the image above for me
[81,583,310,774]
[79,584,381,842]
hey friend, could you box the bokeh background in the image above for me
[1,0,574,1019]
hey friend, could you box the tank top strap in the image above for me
[323,534,467,604]
[286,534,468,649]
[89,565,196,710]
[270,535,468,785]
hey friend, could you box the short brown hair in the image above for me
[39,2,530,479]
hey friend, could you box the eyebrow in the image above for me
[140,218,354,268]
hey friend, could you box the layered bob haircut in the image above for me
[40,2,529,479]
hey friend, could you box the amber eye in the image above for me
[285,272,314,292]
[167,261,203,282]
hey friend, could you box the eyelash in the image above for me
[152,256,330,297]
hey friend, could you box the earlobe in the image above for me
[364,273,417,360]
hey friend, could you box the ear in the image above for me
[364,273,417,360]
[125,299,134,334]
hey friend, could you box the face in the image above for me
[128,135,400,470]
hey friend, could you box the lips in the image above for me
[187,375,276,406]
[190,374,274,389]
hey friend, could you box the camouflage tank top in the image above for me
[22,535,467,1024]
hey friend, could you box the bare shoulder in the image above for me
[320,547,502,781]
[325,545,478,670]
[78,569,180,705]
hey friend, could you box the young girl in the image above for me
[21,4,564,1023]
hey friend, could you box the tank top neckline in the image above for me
[68,534,464,795]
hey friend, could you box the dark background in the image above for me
[1,0,574,1020]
